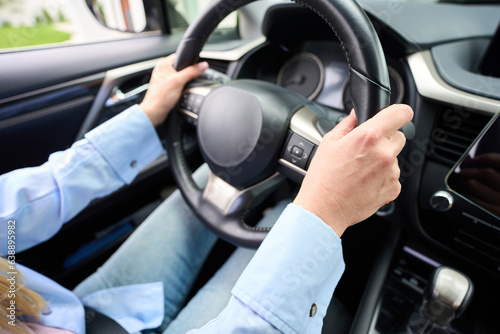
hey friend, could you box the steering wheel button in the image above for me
[283,133,315,170]
[292,146,304,158]
[188,94,197,107]
[194,95,204,105]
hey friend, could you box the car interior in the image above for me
[1,0,500,333]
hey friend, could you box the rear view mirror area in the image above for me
[86,0,147,33]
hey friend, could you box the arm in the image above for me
[0,55,208,255]
[192,105,413,333]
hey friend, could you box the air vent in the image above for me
[430,108,491,167]
[204,59,230,75]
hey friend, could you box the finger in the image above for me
[155,54,177,71]
[390,129,407,156]
[325,110,357,141]
[176,61,209,84]
[363,104,413,137]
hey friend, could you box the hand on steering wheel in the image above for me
[166,0,400,248]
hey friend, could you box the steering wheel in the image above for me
[166,0,390,248]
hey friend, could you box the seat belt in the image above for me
[84,306,128,334]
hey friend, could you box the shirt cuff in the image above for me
[85,105,163,184]
[232,203,345,334]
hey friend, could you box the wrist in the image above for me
[139,102,165,127]
[292,196,348,237]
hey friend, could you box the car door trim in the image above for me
[0,74,104,106]
[76,58,160,140]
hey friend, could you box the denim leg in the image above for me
[163,200,290,334]
[73,164,217,330]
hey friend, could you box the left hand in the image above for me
[140,53,209,127]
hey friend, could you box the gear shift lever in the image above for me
[407,266,474,333]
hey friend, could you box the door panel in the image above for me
[0,33,183,287]
[0,78,102,174]
[0,34,182,100]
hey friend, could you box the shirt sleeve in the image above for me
[191,203,346,334]
[0,105,163,255]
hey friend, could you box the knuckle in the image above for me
[378,151,394,166]
[392,182,402,198]
[362,128,383,146]
[392,165,401,180]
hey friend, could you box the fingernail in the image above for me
[350,108,355,115]
[198,62,209,71]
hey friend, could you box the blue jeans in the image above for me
[73,164,289,333]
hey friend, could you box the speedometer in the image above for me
[277,53,325,100]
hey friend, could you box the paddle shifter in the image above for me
[407,266,474,333]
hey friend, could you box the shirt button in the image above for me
[310,303,317,317]
[130,160,137,167]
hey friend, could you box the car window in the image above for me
[0,0,237,53]
[166,0,237,34]
[0,0,161,52]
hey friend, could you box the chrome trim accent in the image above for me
[277,52,325,100]
[76,58,160,139]
[278,158,306,176]
[289,107,323,145]
[203,172,241,214]
[203,171,283,215]
[0,73,105,105]
[199,36,266,61]
[106,83,149,107]
[407,51,500,113]
[184,85,214,97]
[179,109,199,120]
[433,267,472,310]
[429,190,454,212]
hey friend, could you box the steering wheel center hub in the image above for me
[198,86,262,168]
[196,81,302,188]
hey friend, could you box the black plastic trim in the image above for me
[349,225,401,334]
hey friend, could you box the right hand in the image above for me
[293,104,413,237]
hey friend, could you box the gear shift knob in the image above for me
[408,266,474,333]
[422,266,474,325]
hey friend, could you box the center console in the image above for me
[351,107,500,334]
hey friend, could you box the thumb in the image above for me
[175,61,209,84]
[325,109,357,141]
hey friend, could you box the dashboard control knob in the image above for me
[376,201,395,216]
[430,191,454,212]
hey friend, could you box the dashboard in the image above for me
[239,40,405,112]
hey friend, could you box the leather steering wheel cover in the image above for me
[168,0,391,248]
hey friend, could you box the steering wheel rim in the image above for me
[166,0,391,248]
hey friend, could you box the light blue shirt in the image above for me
[0,105,345,333]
